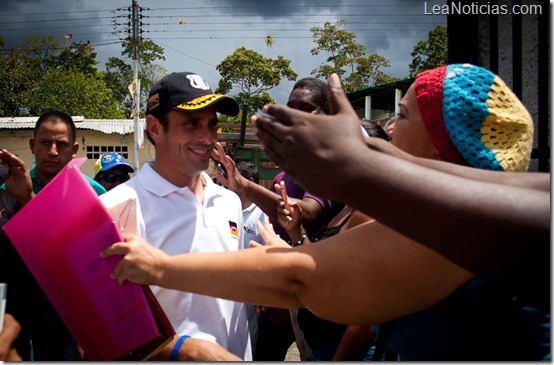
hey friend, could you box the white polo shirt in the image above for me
[100,163,252,360]
[242,203,267,249]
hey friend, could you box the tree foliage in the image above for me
[0,36,121,117]
[310,20,398,92]
[25,68,125,118]
[216,47,297,118]
[0,35,165,118]
[409,25,447,78]
[104,38,166,117]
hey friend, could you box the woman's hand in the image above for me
[100,235,170,286]
[274,181,304,243]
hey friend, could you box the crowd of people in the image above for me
[0,64,550,361]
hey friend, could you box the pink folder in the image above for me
[3,158,174,360]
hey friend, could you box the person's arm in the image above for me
[212,142,283,221]
[150,334,242,361]
[332,325,375,361]
[212,142,324,227]
[252,73,549,281]
[0,314,22,361]
[102,219,473,325]
[0,149,34,206]
[364,137,550,192]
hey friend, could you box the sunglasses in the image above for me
[99,173,130,184]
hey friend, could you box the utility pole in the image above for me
[131,0,141,171]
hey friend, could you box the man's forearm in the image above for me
[366,137,550,191]
[150,335,242,361]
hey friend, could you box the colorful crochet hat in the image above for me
[414,64,533,172]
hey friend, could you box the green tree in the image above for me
[25,68,126,119]
[103,38,166,117]
[0,39,35,116]
[54,41,99,75]
[310,20,396,92]
[409,25,447,78]
[216,47,297,120]
[20,35,61,73]
[0,36,110,116]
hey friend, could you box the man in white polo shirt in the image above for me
[100,72,251,361]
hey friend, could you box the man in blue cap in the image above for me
[93,152,134,191]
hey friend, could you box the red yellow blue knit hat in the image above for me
[414,64,533,172]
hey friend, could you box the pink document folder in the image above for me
[3,158,174,360]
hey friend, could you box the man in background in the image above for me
[94,152,134,191]
[0,110,106,360]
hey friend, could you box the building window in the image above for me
[87,146,129,160]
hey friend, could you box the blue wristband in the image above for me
[171,335,190,361]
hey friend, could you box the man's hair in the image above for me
[291,77,329,114]
[34,110,76,142]
[236,161,259,184]
[361,119,390,142]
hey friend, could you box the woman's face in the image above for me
[391,84,438,160]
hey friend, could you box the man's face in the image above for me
[30,121,78,181]
[287,88,323,114]
[151,107,219,175]
[96,166,131,191]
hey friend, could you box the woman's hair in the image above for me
[361,119,390,142]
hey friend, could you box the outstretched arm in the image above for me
[364,137,550,192]
[102,219,472,326]
[150,334,242,361]
[213,142,282,220]
[252,73,549,281]
[212,142,325,226]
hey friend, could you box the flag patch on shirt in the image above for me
[229,221,238,239]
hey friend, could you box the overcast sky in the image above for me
[1,0,447,104]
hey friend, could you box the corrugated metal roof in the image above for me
[0,117,145,135]
[78,119,146,134]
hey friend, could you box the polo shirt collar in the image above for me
[244,203,257,213]
[137,162,214,198]
[29,167,46,194]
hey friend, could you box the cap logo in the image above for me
[148,93,160,111]
[102,154,115,163]
[186,74,210,90]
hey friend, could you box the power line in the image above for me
[0,3,438,17]
[0,16,114,25]
[0,9,116,17]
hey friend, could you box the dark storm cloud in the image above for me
[212,0,346,17]
[0,0,109,50]
[0,0,446,86]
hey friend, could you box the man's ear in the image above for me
[72,142,79,158]
[146,114,163,145]
[29,138,35,153]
